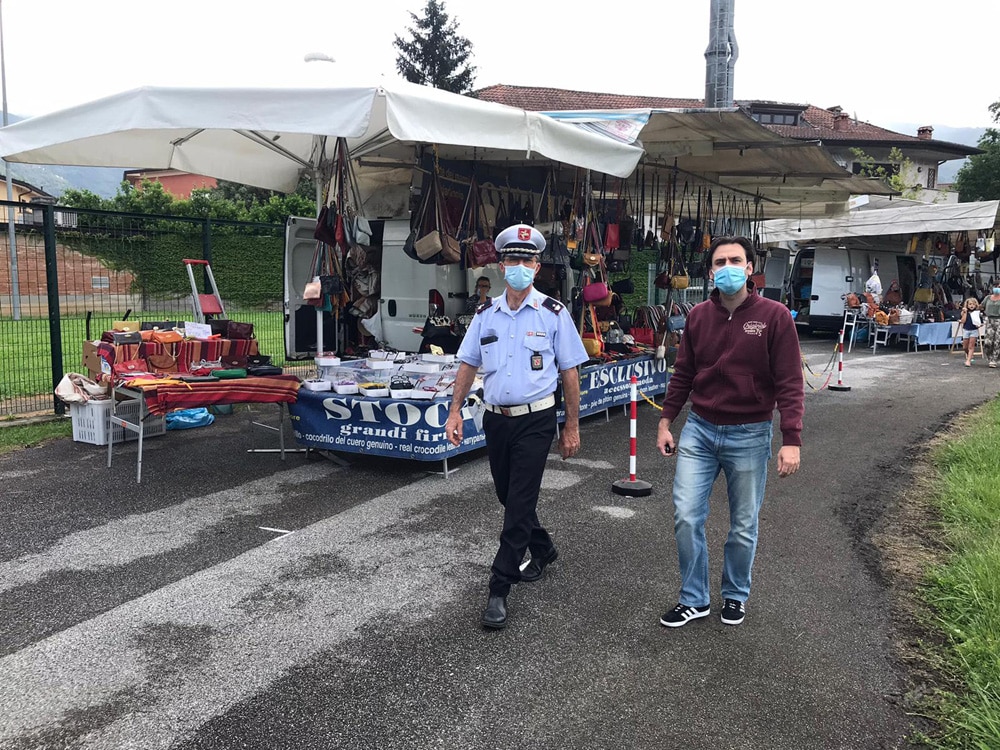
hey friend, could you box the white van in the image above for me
[285,215,578,356]
[785,241,930,333]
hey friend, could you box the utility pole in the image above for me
[1,0,20,320]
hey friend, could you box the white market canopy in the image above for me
[759,200,1000,244]
[0,82,645,194]
[543,108,895,218]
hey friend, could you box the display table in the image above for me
[886,321,957,351]
[288,354,670,475]
[108,376,301,483]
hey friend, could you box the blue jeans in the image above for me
[672,411,773,607]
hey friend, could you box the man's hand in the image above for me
[777,445,800,477]
[558,425,580,459]
[656,419,676,457]
[445,412,463,447]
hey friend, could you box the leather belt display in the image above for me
[483,394,556,417]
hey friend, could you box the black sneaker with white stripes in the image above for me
[660,603,711,628]
[720,598,746,625]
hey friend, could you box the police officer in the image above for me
[445,223,589,630]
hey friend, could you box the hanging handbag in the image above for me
[313,203,339,246]
[670,243,689,290]
[579,302,604,357]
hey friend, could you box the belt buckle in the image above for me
[500,406,513,417]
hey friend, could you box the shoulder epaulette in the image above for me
[541,296,564,315]
[476,300,493,315]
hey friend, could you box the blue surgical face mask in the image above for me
[504,263,536,291]
[993,287,1000,295]
[713,265,748,295]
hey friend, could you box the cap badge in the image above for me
[517,227,531,241]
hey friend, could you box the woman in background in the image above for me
[981,284,1000,368]
[959,297,983,367]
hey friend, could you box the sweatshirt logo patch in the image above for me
[743,321,767,337]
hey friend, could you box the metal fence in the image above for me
[0,200,303,418]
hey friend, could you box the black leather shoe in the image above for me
[480,594,507,629]
[520,549,558,582]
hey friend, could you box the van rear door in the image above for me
[378,220,466,352]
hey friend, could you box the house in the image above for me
[0,175,57,225]
[123,169,217,199]
[474,85,977,204]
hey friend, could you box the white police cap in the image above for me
[494,224,546,257]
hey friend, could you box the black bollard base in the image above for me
[828,383,852,392]
[611,479,653,497]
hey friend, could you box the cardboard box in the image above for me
[82,341,111,376]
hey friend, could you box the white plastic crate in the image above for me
[70,399,167,445]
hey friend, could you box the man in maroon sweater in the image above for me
[655,236,803,628]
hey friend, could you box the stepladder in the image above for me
[184,259,226,323]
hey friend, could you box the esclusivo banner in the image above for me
[289,355,670,461]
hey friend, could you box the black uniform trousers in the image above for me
[483,404,557,596]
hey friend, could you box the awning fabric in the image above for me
[0,83,645,193]
[759,200,1000,243]
[544,108,897,217]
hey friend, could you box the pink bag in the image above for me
[582,281,611,304]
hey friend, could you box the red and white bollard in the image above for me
[612,375,653,497]
[828,328,852,392]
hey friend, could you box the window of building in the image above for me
[927,167,937,190]
[751,112,799,126]
[92,276,110,289]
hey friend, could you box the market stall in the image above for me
[288,352,670,475]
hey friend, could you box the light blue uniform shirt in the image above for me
[457,287,589,406]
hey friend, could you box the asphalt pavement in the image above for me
[2,334,999,750]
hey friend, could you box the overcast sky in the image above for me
[4,0,996,132]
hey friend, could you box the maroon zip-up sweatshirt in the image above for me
[660,288,804,446]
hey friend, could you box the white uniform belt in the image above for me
[484,394,556,417]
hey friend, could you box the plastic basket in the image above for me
[70,399,167,445]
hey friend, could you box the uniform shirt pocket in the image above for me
[480,330,500,372]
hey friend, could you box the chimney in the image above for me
[833,112,851,132]
[704,0,738,108]
[917,125,934,140]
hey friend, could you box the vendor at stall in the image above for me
[465,276,493,313]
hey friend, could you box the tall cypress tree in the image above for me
[393,0,476,94]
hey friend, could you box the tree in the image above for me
[393,0,476,93]
[59,177,315,223]
[850,146,924,200]
[954,102,1000,202]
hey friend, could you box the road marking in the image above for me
[593,506,637,519]
[257,527,293,537]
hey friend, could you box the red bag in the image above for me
[468,239,498,267]
[112,359,149,378]
[630,328,655,346]
[604,223,620,250]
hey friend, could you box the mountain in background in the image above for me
[880,122,988,183]
[3,113,124,198]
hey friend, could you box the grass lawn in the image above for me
[0,311,293,408]
[914,398,1000,747]
[0,418,72,455]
